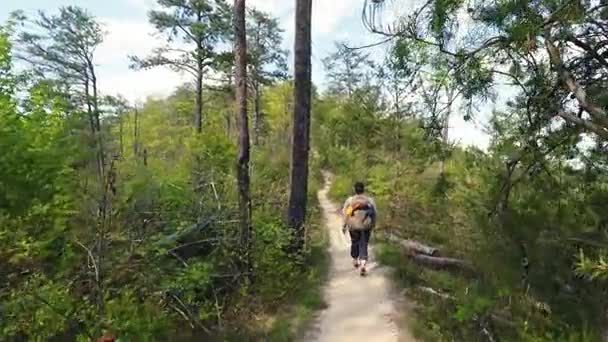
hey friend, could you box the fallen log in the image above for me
[157,220,213,247]
[417,286,453,299]
[382,234,473,273]
[411,253,473,272]
[385,234,440,256]
[400,240,440,256]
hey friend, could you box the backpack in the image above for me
[345,195,375,230]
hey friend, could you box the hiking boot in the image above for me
[359,260,367,276]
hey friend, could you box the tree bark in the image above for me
[253,79,261,145]
[440,87,454,175]
[234,0,252,280]
[195,56,203,133]
[387,235,473,272]
[195,10,204,134]
[90,61,108,318]
[119,108,124,157]
[133,107,140,158]
[288,0,313,252]
[83,72,104,182]
[88,59,105,178]
[252,21,262,146]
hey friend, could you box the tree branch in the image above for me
[545,30,608,131]
[73,239,99,283]
[557,110,608,140]
[175,21,197,42]
[565,35,608,69]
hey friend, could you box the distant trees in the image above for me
[247,9,288,145]
[322,41,374,98]
[11,6,106,179]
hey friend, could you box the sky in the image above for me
[0,0,494,149]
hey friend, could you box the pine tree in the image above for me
[233,0,252,281]
[130,0,231,133]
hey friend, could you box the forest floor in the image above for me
[302,174,418,342]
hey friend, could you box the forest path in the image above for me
[303,173,417,342]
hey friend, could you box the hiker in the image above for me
[342,181,377,276]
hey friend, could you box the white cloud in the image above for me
[449,114,491,150]
[123,0,161,11]
[312,1,356,35]
[247,0,363,45]
[97,18,161,65]
[96,17,188,102]
[99,67,186,103]
[248,0,287,14]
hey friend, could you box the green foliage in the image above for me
[11,0,608,340]
[247,8,288,83]
[252,207,297,301]
[431,0,465,36]
[2,274,77,341]
[319,38,608,339]
[11,6,104,89]
[454,55,494,102]
[1,9,325,338]
[0,30,12,98]
[255,217,329,342]
[103,290,171,341]
[453,294,493,323]
[360,0,608,338]
[576,250,608,281]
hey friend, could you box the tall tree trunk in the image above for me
[288,0,312,252]
[253,79,261,145]
[252,21,262,146]
[119,109,124,158]
[89,62,106,178]
[439,87,453,175]
[234,0,252,280]
[133,107,140,158]
[84,74,104,182]
[88,61,107,318]
[84,78,95,135]
[195,56,203,133]
[194,10,204,133]
[224,110,231,136]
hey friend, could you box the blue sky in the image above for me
[0,0,492,148]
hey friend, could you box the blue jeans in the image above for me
[349,229,371,261]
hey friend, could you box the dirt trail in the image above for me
[303,175,417,342]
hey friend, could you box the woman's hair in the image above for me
[354,182,365,194]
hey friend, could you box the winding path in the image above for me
[303,175,417,342]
